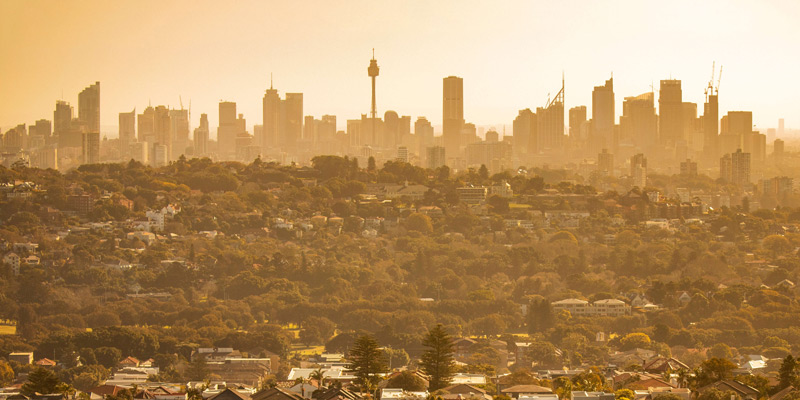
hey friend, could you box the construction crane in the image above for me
[716,65,723,94]
[705,62,715,100]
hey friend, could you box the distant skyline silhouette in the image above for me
[1,0,799,133]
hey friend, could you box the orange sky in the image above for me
[1,0,798,136]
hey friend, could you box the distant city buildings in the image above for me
[0,61,789,185]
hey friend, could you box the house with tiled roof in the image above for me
[252,388,305,400]
[643,357,690,373]
[35,358,57,367]
[698,380,759,400]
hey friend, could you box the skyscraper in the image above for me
[218,101,238,157]
[78,81,100,134]
[778,118,785,137]
[443,76,464,159]
[731,149,750,186]
[138,106,155,143]
[513,109,536,157]
[170,108,190,159]
[153,106,172,162]
[620,92,657,153]
[597,148,614,176]
[536,80,564,152]
[415,117,434,166]
[427,146,446,169]
[630,153,647,187]
[282,93,303,151]
[384,110,399,148]
[703,92,719,156]
[659,80,683,146]
[82,132,100,165]
[568,106,587,141]
[54,100,73,136]
[591,78,614,151]
[119,109,135,159]
[262,79,280,150]
[193,113,209,156]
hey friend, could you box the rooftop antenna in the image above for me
[270,72,273,90]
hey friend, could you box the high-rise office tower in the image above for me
[78,81,100,134]
[569,106,587,140]
[427,146,446,169]
[620,92,657,153]
[720,149,751,186]
[592,78,614,151]
[218,101,237,157]
[170,108,190,159]
[319,115,337,145]
[778,118,785,137]
[630,153,647,188]
[396,146,409,163]
[138,106,155,143]
[703,92,719,155]
[54,100,73,136]
[282,93,303,151]
[443,76,464,159]
[384,110,398,148]
[659,80,683,146]
[398,115,411,147]
[119,109,135,159]
[536,80,564,152]
[731,149,751,185]
[262,78,280,150]
[193,113,209,156]
[774,139,785,157]
[513,109,536,157]
[415,117,434,166]
[32,119,51,138]
[82,132,100,165]
[682,102,700,151]
[153,106,172,162]
[597,148,614,176]
[3,125,26,151]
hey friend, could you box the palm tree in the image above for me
[310,368,326,389]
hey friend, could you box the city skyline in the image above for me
[2,0,799,134]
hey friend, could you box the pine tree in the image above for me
[779,354,798,389]
[22,367,60,395]
[420,324,455,391]
[347,335,387,394]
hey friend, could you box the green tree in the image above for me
[619,332,651,350]
[696,358,738,386]
[347,335,388,393]
[22,367,60,395]
[406,213,434,234]
[420,324,455,391]
[652,394,684,400]
[708,343,733,360]
[0,360,13,387]
[764,235,792,256]
[615,389,634,400]
[386,370,427,391]
[779,355,799,389]
[186,356,210,381]
[384,348,410,368]
[478,165,489,180]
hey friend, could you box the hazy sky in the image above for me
[1,0,798,136]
